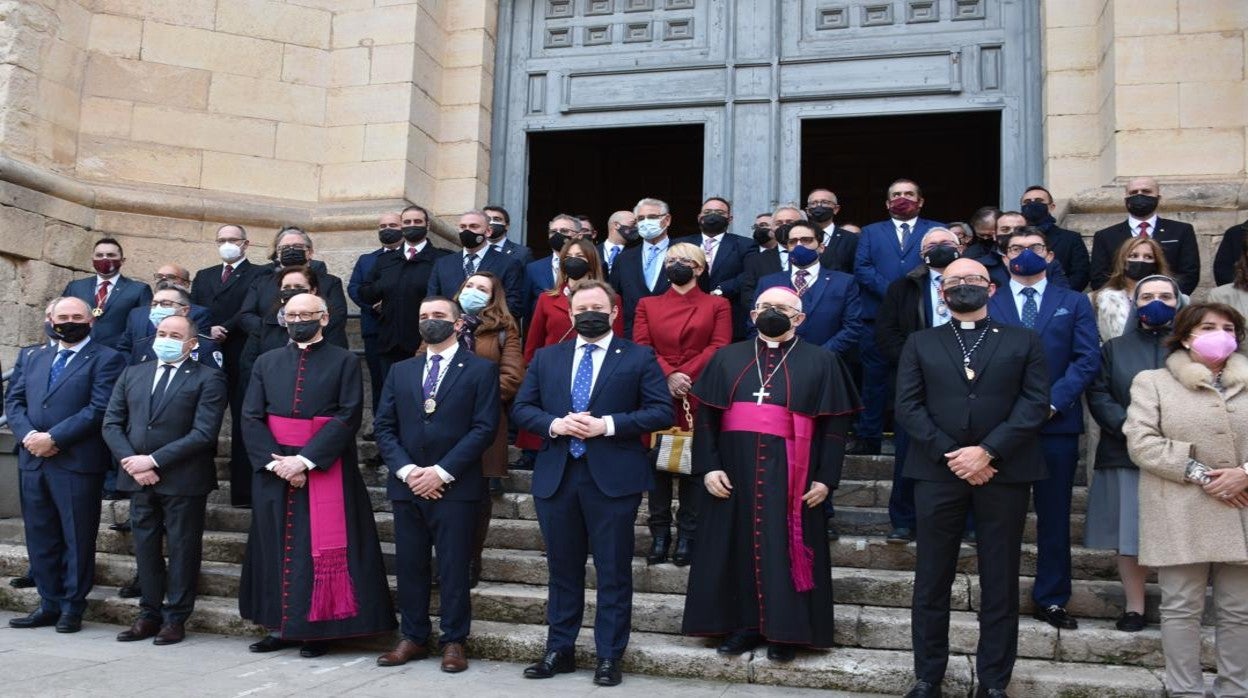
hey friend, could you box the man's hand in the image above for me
[564,412,607,438]
[666,372,692,398]
[133,470,160,487]
[1205,468,1248,499]
[802,482,830,508]
[704,470,733,499]
[120,455,157,475]
[965,466,998,486]
[945,446,993,481]
[23,432,57,458]
[407,467,445,499]
[550,416,591,439]
[210,325,228,342]
[270,453,307,481]
[288,472,307,489]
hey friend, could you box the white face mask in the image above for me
[638,218,665,241]
[218,242,242,262]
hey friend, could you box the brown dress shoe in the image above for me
[377,638,429,666]
[154,622,186,645]
[440,642,468,673]
[117,617,161,642]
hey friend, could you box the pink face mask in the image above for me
[1191,330,1238,363]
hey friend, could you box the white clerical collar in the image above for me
[764,339,781,348]
[295,337,324,350]
[426,343,459,363]
[959,321,977,329]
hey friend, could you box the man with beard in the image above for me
[682,286,859,661]
[1019,186,1091,292]
[348,212,404,408]
[895,258,1049,698]
[675,196,753,339]
[1090,177,1200,294]
[428,210,524,319]
[239,293,395,657]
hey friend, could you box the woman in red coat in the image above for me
[633,241,732,566]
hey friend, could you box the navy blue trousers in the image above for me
[1031,433,1080,608]
[21,466,104,616]
[392,497,478,645]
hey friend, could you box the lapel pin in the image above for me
[992,328,999,333]
[615,348,621,354]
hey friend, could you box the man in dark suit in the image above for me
[512,280,673,686]
[484,205,534,266]
[609,198,675,338]
[116,285,212,362]
[373,296,500,673]
[101,314,228,645]
[753,220,862,355]
[600,211,638,277]
[1213,219,1248,286]
[349,212,404,408]
[673,196,753,339]
[894,257,1050,698]
[62,237,153,349]
[428,210,524,319]
[1019,185,1091,292]
[359,204,449,381]
[853,179,944,455]
[523,214,592,320]
[988,227,1100,631]
[979,211,1072,290]
[1089,176,1200,294]
[806,187,858,275]
[6,297,127,633]
[739,207,798,311]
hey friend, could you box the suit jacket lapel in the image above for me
[45,346,93,398]
[1032,287,1061,333]
[900,220,925,258]
[152,362,196,418]
[133,362,156,425]
[802,271,832,315]
[587,337,624,407]
[990,287,1022,325]
[555,340,575,414]
[434,354,468,401]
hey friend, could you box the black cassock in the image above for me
[681,337,859,647]
[238,340,395,640]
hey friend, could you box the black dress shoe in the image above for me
[846,438,881,456]
[9,608,59,628]
[118,576,141,599]
[645,534,670,565]
[904,680,941,697]
[826,519,840,541]
[300,641,329,658]
[716,630,763,655]
[976,689,1009,698]
[1116,611,1146,632]
[101,490,127,501]
[1033,605,1078,630]
[523,649,576,678]
[592,658,622,686]
[886,527,915,543]
[56,615,83,633]
[108,519,132,532]
[9,575,35,589]
[671,537,692,567]
[249,635,296,652]
[766,643,796,662]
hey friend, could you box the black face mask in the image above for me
[943,285,990,313]
[378,228,402,245]
[754,308,792,338]
[278,247,307,267]
[418,318,456,345]
[1123,260,1158,281]
[618,226,642,247]
[402,225,428,243]
[487,222,507,240]
[665,262,695,286]
[807,205,834,223]
[923,246,960,269]
[279,287,310,304]
[549,233,568,253]
[561,257,590,280]
[699,214,729,235]
[573,310,611,338]
[52,321,91,344]
[459,230,485,249]
[1125,194,1159,218]
[752,225,772,246]
[286,319,320,343]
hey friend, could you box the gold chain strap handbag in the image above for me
[652,398,694,475]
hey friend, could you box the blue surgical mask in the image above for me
[789,244,820,268]
[149,306,177,326]
[1008,248,1048,277]
[151,336,188,363]
[458,287,490,314]
[1137,299,1176,327]
[638,218,665,241]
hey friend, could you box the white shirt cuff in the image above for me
[604,415,615,437]
[264,460,278,471]
[432,465,455,483]
[23,430,36,440]
[396,464,417,481]
[149,456,160,469]
[548,418,559,438]
[296,455,316,471]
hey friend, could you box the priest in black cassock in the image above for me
[682,285,860,661]
[238,293,395,657]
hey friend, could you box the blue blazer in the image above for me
[523,256,556,320]
[987,282,1101,435]
[853,218,942,319]
[428,247,525,319]
[62,275,154,348]
[115,304,212,358]
[4,340,127,473]
[348,247,395,336]
[495,239,534,267]
[374,351,500,502]
[608,244,672,338]
[979,252,1071,290]
[512,336,674,498]
[752,267,864,355]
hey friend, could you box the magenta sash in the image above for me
[721,401,816,593]
[267,414,359,622]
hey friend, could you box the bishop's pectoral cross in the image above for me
[753,386,771,404]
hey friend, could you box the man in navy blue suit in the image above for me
[753,220,862,355]
[512,280,673,687]
[674,196,754,339]
[62,238,153,349]
[484,205,534,266]
[523,214,589,320]
[349,212,404,408]
[609,197,675,338]
[429,211,525,319]
[852,179,943,455]
[987,226,1100,631]
[5,297,127,632]
[979,211,1072,290]
[116,285,212,363]
[374,296,500,673]
[806,188,858,275]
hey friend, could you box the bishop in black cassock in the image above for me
[239,294,395,656]
[682,286,859,660]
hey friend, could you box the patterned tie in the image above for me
[221,264,233,285]
[1138,221,1150,239]
[569,344,596,458]
[150,364,174,411]
[703,237,717,271]
[48,349,72,388]
[464,252,478,278]
[607,245,620,272]
[794,269,810,296]
[644,246,662,291]
[899,222,912,248]
[422,354,442,400]
[407,246,417,261]
[95,280,110,312]
[1021,287,1039,329]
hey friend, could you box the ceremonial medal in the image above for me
[424,398,437,414]
[951,319,990,383]
[92,307,104,317]
[964,364,975,381]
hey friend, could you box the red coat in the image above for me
[634,286,732,430]
[524,288,625,364]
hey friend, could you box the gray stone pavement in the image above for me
[0,611,883,698]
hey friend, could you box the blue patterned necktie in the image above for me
[607,245,620,272]
[422,354,442,400]
[644,245,662,290]
[1021,287,1039,329]
[569,344,596,458]
[899,222,912,248]
[48,349,72,388]
[463,252,478,278]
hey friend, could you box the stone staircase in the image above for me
[0,436,1214,696]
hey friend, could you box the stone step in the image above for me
[0,579,1170,697]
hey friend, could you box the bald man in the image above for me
[894,258,1050,697]
[349,212,406,409]
[1089,176,1200,294]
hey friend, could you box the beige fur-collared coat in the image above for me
[1124,350,1248,568]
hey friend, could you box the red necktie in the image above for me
[221,264,233,285]
[407,247,416,261]
[1138,221,1150,239]
[95,280,110,311]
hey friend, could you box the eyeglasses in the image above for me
[699,209,728,217]
[665,256,698,267]
[153,274,189,283]
[548,228,577,236]
[637,214,666,221]
[282,310,325,322]
[276,244,309,253]
[942,275,990,288]
[807,199,836,207]
[150,300,188,309]
[1006,243,1047,255]
[789,236,819,245]
[755,303,799,317]
[215,237,245,245]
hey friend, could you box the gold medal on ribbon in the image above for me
[92,307,104,317]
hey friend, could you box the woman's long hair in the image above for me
[456,270,517,336]
[1101,236,1171,292]
[547,238,605,297]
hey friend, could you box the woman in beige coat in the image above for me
[1124,302,1248,697]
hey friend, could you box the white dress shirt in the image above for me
[790,263,821,291]
[95,274,117,303]
[147,356,188,468]
[1009,277,1048,318]
[403,240,428,259]
[395,344,460,484]
[700,233,720,270]
[552,333,616,438]
[1127,214,1159,237]
[893,217,918,245]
